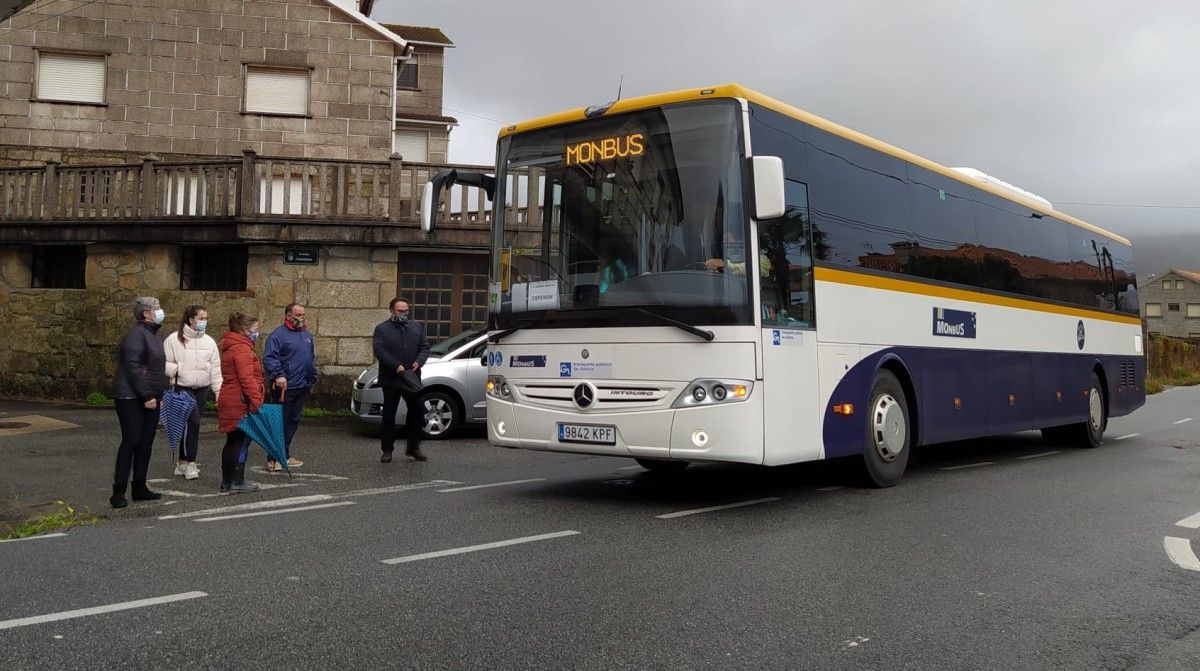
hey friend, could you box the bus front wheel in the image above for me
[861,370,912,488]
[635,458,689,474]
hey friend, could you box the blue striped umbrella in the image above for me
[159,388,196,454]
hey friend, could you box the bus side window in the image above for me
[757,180,814,328]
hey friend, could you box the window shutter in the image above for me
[393,129,429,162]
[37,52,106,103]
[245,68,309,115]
[1145,303,1162,317]
[1187,304,1200,318]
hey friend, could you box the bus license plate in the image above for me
[557,423,616,445]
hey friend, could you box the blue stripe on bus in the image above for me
[821,348,1146,458]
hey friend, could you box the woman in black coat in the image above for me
[110,296,169,509]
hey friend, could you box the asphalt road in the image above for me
[1,386,1198,670]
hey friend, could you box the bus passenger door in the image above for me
[756,180,822,465]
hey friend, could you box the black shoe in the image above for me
[381,451,393,463]
[220,460,232,493]
[110,484,128,509]
[228,463,260,494]
[405,446,427,462]
[130,480,162,501]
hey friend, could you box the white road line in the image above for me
[0,591,207,631]
[249,467,349,481]
[1017,451,1060,460]
[656,497,780,519]
[330,481,460,498]
[195,501,355,522]
[1176,512,1200,529]
[0,532,66,544]
[816,486,844,492]
[1114,434,1139,440]
[941,462,996,471]
[437,478,546,493]
[381,530,581,564]
[158,495,333,520]
[1174,418,1194,425]
[1164,537,1200,572]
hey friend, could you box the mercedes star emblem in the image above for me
[573,383,595,409]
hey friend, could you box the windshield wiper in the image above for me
[633,308,715,341]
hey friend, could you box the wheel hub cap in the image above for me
[872,394,906,462]
[424,399,452,435]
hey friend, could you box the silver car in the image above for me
[350,329,488,438]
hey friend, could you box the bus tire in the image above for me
[635,458,688,474]
[1066,372,1106,448]
[861,370,911,488]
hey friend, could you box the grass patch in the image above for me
[301,407,353,419]
[86,392,114,407]
[4,501,102,540]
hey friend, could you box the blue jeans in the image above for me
[270,386,310,460]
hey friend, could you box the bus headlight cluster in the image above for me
[673,379,753,408]
[487,375,513,400]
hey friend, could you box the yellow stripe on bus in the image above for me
[814,266,1143,326]
[498,83,1128,246]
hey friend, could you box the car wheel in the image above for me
[860,370,911,488]
[420,390,461,440]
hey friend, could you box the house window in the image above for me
[36,52,106,104]
[396,59,418,89]
[32,245,87,289]
[393,128,429,162]
[1163,279,1172,290]
[244,67,309,116]
[397,253,489,341]
[1188,304,1200,318]
[1177,280,1186,290]
[1145,303,1162,317]
[181,245,248,291]
[1168,303,1180,312]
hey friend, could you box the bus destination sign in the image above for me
[565,133,645,166]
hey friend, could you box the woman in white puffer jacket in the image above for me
[164,305,222,480]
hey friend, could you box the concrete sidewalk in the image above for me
[0,398,372,535]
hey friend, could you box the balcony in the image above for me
[0,150,534,249]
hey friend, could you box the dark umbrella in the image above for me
[159,387,196,455]
[238,403,290,473]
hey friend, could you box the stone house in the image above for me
[1140,268,1200,340]
[0,0,498,405]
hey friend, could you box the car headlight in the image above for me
[367,377,379,389]
[672,379,753,408]
[487,375,514,400]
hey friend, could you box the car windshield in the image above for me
[490,100,752,329]
[429,329,484,356]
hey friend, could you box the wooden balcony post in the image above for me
[41,159,60,220]
[238,148,258,217]
[388,152,403,223]
[138,154,159,218]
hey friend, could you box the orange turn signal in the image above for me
[486,379,496,393]
[732,384,748,398]
[833,403,854,415]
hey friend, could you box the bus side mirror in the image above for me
[750,156,785,220]
[421,169,497,233]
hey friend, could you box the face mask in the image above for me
[391,313,409,323]
[153,309,165,324]
[194,320,207,332]
[248,331,260,342]
[291,316,306,328]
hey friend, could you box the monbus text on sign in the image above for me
[565,133,645,166]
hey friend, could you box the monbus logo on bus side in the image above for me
[564,133,645,166]
[932,307,977,339]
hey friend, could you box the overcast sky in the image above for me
[379,1,1199,273]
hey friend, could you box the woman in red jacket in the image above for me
[217,312,264,493]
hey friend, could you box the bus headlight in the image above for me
[673,379,754,408]
[488,375,514,400]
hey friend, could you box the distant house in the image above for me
[382,24,457,164]
[1140,269,1200,339]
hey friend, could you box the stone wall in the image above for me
[0,242,398,406]
[0,0,400,162]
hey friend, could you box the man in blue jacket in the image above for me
[372,297,431,462]
[263,303,317,471]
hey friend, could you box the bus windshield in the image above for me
[490,100,752,330]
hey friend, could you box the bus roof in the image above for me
[499,83,1130,246]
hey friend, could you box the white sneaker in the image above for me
[184,463,200,480]
[174,462,188,476]
[287,457,304,468]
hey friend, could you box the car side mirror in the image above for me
[749,155,785,220]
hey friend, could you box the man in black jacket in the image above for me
[372,297,431,462]
[111,296,169,508]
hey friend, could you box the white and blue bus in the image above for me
[422,84,1144,486]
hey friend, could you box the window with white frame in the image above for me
[1188,304,1200,318]
[1145,303,1162,317]
[1177,280,1186,290]
[36,52,106,104]
[244,67,309,116]
[396,59,419,89]
[393,128,429,162]
[1162,279,1172,290]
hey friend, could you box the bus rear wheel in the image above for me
[635,458,689,474]
[861,370,911,488]
[1068,372,1106,448]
